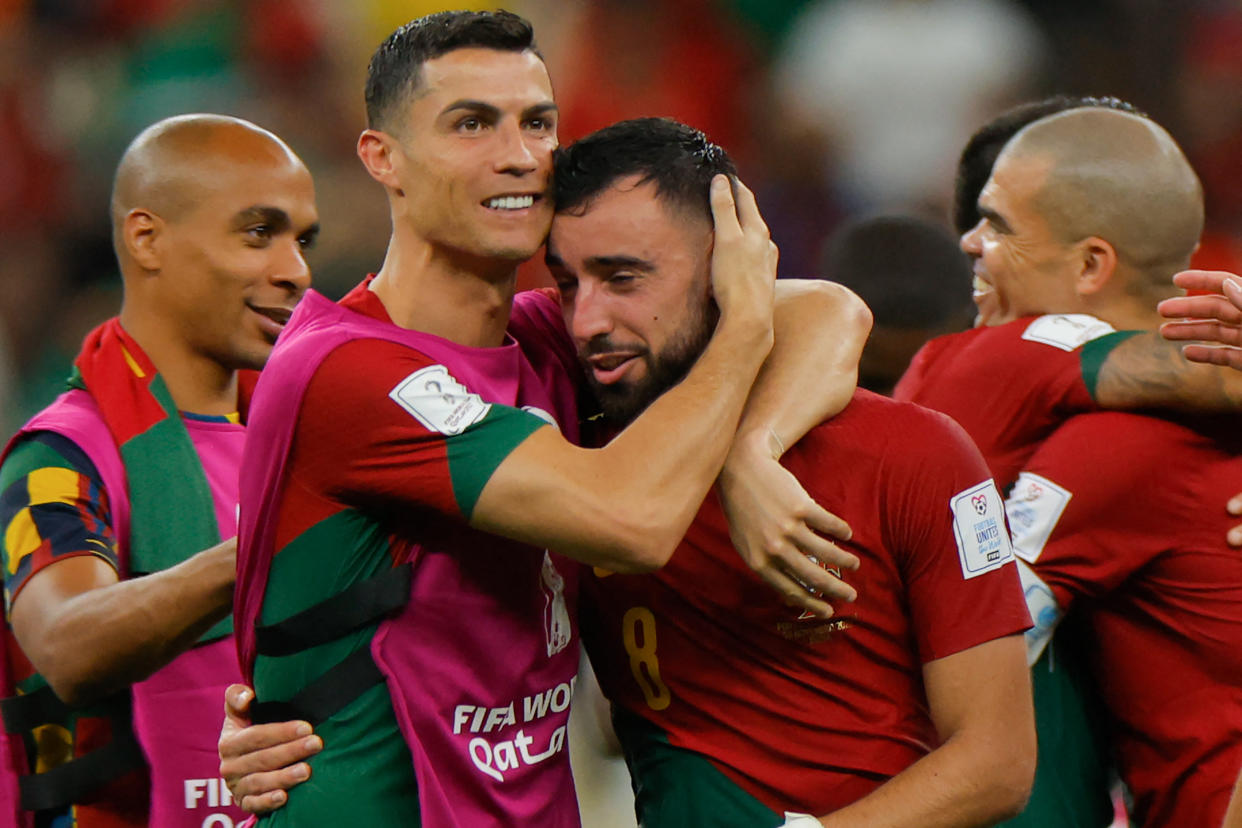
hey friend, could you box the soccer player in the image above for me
[919,95,1242,828]
[223,116,1036,827]
[232,12,867,827]
[0,114,318,827]
[558,119,1034,828]
[923,106,1242,826]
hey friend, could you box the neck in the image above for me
[1083,291,1166,332]
[117,304,239,416]
[369,229,519,348]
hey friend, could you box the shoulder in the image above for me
[1032,411,1191,470]
[309,338,441,398]
[512,288,562,323]
[796,390,985,477]
[1032,411,1234,494]
[1,431,100,491]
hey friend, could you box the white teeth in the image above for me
[486,195,534,210]
[973,275,991,293]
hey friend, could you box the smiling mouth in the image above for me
[586,353,641,384]
[972,274,993,296]
[483,194,539,211]
[247,304,293,326]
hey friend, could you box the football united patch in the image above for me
[950,479,1014,579]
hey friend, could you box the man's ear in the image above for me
[123,208,164,271]
[357,130,403,194]
[1076,236,1119,296]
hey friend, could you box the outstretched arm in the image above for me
[810,636,1035,827]
[1092,330,1242,411]
[718,280,871,614]
[9,540,234,707]
[1158,269,1242,371]
[471,176,773,571]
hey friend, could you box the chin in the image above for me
[233,342,275,372]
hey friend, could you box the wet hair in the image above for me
[554,117,737,221]
[953,95,1145,235]
[365,10,539,132]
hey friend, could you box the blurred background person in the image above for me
[819,214,974,394]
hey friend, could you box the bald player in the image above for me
[0,114,318,827]
[957,108,1242,826]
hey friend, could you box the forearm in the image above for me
[13,540,235,705]
[731,280,869,456]
[815,731,1032,828]
[475,313,771,572]
[1096,331,1242,411]
[1223,770,1242,828]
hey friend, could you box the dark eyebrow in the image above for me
[583,255,654,273]
[978,204,1012,234]
[234,206,320,241]
[442,100,501,120]
[441,100,558,121]
[523,102,558,120]
[544,252,655,275]
[234,206,291,231]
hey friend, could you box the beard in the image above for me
[583,299,718,428]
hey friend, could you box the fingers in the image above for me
[1159,319,1242,345]
[225,683,253,720]
[1158,294,1242,326]
[1179,344,1242,371]
[220,719,322,815]
[730,178,769,238]
[754,565,835,620]
[1171,269,1239,294]
[802,502,854,545]
[221,719,320,764]
[709,175,741,241]
[241,788,294,815]
[232,760,314,814]
[780,545,857,604]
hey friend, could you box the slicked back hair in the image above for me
[554,118,737,223]
[953,95,1145,235]
[365,9,539,133]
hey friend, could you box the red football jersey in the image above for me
[1010,411,1242,827]
[894,314,1120,491]
[582,390,1031,814]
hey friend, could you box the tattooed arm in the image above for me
[1093,330,1242,411]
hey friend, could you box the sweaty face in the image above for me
[156,155,318,370]
[960,153,1080,327]
[387,48,557,263]
[547,178,716,426]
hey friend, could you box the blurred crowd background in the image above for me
[3,0,1242,431]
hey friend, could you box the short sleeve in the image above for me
[1007,413,1172,610]
[886,410,1032,662]
[0,432,120,612]
[292,339,550,520]
[891,318,1106,491]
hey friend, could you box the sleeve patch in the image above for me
[1016,559,1062,665]
[950,480,1014,580]
[1021,314,1116,351]
[389,365,491,436]
[1005,472,1072,563]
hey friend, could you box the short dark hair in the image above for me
[554,118,737,221]
[365,10,539,132]
[953,95,1145,235]
[821,214,973,329]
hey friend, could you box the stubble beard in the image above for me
[588,299,718,428]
